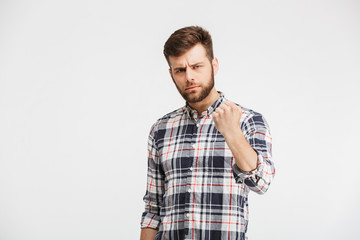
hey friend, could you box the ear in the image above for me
[212,57,219,75]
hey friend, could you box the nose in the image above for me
[185,68,195,82]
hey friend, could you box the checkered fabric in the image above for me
[141,92,275,240]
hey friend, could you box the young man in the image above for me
[140,26,275,240]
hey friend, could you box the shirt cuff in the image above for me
[140,212,161,230]
[232,149,265,186]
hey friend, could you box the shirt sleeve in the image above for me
[232,112,275,194]
[140,123,165,229]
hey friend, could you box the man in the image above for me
[140,26,275,240]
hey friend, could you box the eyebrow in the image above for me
[171,62,204,71]
[190,62,204,67]
[172,66,185,72]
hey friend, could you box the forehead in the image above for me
[168,43,209,67]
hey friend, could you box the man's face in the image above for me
[168,44,218,103]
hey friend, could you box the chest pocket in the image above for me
[205,139,234,172]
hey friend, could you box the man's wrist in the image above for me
[223,126,243,142]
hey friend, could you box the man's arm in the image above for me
[212,101,275,194]
[212,101,258,171]
[140,123,164,237]
[140,228,158,240]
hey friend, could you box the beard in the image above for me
[173,69,215,104]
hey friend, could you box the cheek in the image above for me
[172,77,186,89]
[199,69,212,79]
[172,72,182,80]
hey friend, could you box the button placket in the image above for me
[185,119,199,234]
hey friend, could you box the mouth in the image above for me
[185,85,199,91]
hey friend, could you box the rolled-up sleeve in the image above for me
[140,123,164,229]
[233,112,275,194]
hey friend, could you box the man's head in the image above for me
[163,26,214,65]
[164,26,219,105]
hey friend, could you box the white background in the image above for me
[1,0,359,239]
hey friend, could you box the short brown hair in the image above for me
[163,26,214,65]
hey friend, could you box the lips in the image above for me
[185,85,199,91]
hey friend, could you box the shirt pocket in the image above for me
[206,140,234,171]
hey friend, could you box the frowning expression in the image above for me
[169,43,218,103]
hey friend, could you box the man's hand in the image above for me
[212,101,242,138]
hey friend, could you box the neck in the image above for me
[188,88,220,114]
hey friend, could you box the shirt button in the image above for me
[192,144,196,148]
[189,167,193,171]
[196,123,200,127]
[188,188,192,192]
[186,213,190,218]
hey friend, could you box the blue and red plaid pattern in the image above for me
[141,92,275,240]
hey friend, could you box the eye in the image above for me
[175,68,185,73]
[194,65,201,69]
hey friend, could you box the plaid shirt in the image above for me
[141,92,275,240]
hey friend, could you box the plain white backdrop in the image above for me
[1,0,359,239]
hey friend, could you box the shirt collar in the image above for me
[185,91,225,120]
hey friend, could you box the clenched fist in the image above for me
[212,101,243,138]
